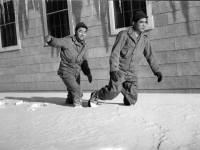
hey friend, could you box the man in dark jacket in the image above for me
[88,11,162,107]
[45,22,92,108]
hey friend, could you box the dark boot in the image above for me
[65,98,73,104]
[88,91,99,107]
[123,97,131,106]
[123,97,136,106]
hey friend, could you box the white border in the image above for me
[42,0,74,40]
[0,0,21,52]
[109,1,154,35]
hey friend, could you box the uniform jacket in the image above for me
[46,35,91,76]
[109,27,160,79]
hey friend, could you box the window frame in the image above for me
[0,0,21,53]
[108,0,154,35]
[42,0,74,43]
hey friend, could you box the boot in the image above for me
[123,97,135,106]
[74,99,83,108]
[88,91,99,107]
[65,98,73,104]
[123,97,131,106]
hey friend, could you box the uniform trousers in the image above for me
[98,73,138,105]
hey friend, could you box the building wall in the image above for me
[0,0,200,93]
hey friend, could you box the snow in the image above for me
[0,92,200,150]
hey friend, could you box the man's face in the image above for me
[134,18,148,33]
[76,27,87,41]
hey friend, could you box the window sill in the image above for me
[0,44,21,53]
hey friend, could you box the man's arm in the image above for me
[45,35,66,48]
[81,48,92,83]
[143,36,160,75]
[143,36,162,82]
[109,31,127,72]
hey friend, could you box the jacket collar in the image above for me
[127,27,143,43]
[72,35,85,47]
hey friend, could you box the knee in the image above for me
[106,92,120,100]
[111,84,123,93]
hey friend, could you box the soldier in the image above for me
[45,22,92,108]
[88,11,162,107]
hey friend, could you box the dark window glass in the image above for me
[46,0,70,38]
[0,0,17,47]
[113,0,147,29]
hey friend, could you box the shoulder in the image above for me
[116,29,128,40]
[142,32,149,38]
[62,35,73,42]
[142,32,150,44]
[64,35,72,39]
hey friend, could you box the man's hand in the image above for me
[45,35,52,43]
[110,71,121,82]
[87,74,92,83]
[155,72,162,82]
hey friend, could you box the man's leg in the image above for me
[66,74,81,104]
[88,78,124,107]
[121,81,138,106]
[98,79,123,100]
[60,73,83,108]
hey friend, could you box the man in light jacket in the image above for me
[88,11,162,107]
[45,22,92,108]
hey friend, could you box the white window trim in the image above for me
[0,0,21,53]
[42,0,74,43]
[109,1,154,35]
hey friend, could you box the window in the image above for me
[0,0,21,52]
[42,0,73,39]
[109,0,154,35]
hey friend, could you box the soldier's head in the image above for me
[132,10,148,33]
[75,22,88,41]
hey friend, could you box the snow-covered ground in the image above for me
[0,92,200,150]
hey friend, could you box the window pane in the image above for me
[46,0,70,38]
[47,14,55,28]
[46,0,52,14]
[54,13,60,26]
[3,1,14,24]
[4,2,9,23]
[55,26,61,38]
[50,27,55,37]
[124,11,132,27]
[1,26,6,47]
[60,11,69,25]
[51,0,58,12]
[5,25,10,47]
[1,23,17,47]
[140,0,146,9]
[63,0,68,9]
[123,0,131,12]
[0,13,4,25]
[8,0,15,22]
[113,0,147,29]
[132,1,140,11]
[113,0,123,14]
[10,23,17,45]
[115,13,124,28]
[61,24,70,37]
[57,0,64,10]
[0,0,17,48]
